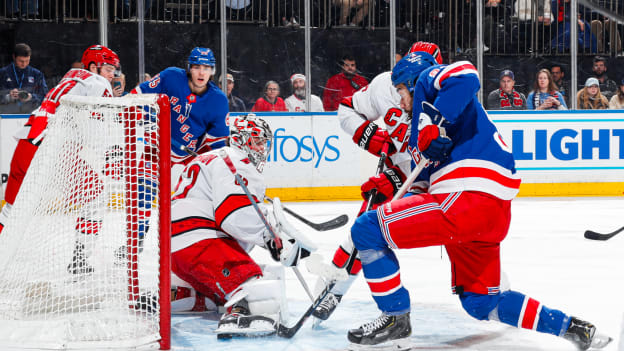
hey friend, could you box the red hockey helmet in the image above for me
[81,45,121,71]
[407,41,443,65]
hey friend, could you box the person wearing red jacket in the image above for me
[322,54,369,111]
[251,80,287,112]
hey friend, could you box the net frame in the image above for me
[0,94,171,350]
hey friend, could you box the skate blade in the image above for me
[347,337,411,351]
[216,319,277,340]
[590,332,613,349]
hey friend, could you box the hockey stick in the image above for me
[217,150,315,302]
[584,226,624,241]
[173,140,349,232]
[264,197,349,232]
[290,144,392,334]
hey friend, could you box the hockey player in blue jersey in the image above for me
[346,52,612,350]
[135,47,229,165]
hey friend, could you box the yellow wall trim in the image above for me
[266,183,624,201]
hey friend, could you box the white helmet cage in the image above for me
[227,114,273,172]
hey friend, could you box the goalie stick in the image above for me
[173,141,349,232]
[217,150,315,303]
[584,226,624,241]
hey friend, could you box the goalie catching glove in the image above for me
[361,166,405,205]
[264,197,317,267]
[417,101,453,162]
[352,121,397,157]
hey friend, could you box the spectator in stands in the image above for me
[285,73,324,112]
[577,77,609,109]
[487,69,527,110]
[322,54,369,111]
[0,43,48,114]
[550,63,570,105]
[218,73,246,112]
[143,73,152,82]
[334,0,369,26]
[550,0,597,53]
[513,0,552,51]
[252,80,287,112]
[6,0,37,17]
[590,11,622,54]
[608,79,624,109]
[590,56,617,100]
[112,73,128,97]
[527,68,567,110]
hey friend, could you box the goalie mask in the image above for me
[227,114,273,172]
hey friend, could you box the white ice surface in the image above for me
[171,197,624,351]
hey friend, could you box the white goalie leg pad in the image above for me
[270,197,318,252]
[225,268,287,324]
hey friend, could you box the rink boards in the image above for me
[2,110,624,201]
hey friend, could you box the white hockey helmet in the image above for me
[227,114,273,172]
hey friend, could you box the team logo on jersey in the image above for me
[187,94,196,103]
[28,76,34,83]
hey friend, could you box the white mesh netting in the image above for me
[0,94,168,349]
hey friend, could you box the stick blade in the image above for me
[314,214,349,231]
[584,230,611,240]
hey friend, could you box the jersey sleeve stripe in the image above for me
[172,216,217,237]
[214,193,258,228]
[433,61,479,90]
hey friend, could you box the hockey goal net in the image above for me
[0,94,171,349]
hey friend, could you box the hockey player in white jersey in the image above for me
[166,114,315,338]
[312,42,444,323]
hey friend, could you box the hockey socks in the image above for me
[460,290,569,336]
[360,247,410,314]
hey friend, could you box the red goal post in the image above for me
[0,94,171,349]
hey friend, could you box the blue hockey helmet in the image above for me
[188,47,216,68]
[391,52,438,93]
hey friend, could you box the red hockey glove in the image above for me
[360,166,405,206]
[352,121,397,157]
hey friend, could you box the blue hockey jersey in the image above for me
[138,67,229,163]
[409,61,521,200]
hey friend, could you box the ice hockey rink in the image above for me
[170,196,624,351]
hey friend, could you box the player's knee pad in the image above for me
[459,292,500,321]
[350,210,386,252]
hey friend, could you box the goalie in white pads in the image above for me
[312,42,444,324]
[165,114,315,338]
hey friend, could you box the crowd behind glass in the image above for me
[2,0,624,112]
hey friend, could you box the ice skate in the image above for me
[347,312,411,350]
[215,299,277,340]
[313,292,342,320]
[563,316,612,350]
[67,242,93,275]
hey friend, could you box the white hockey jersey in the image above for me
[284,94,324,112]
[171,146,268,253]
[337,71,412,175]
[18,68,113,142]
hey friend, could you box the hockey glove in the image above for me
[417,102,453,162]
[352,121,397,157]
[280,238,312,267]
[360,166,405,205]
[264,236,282,262]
